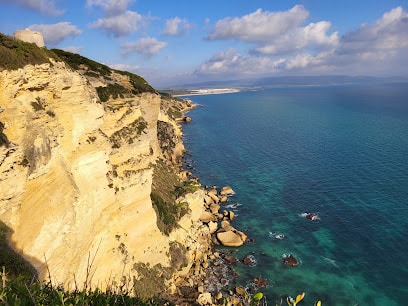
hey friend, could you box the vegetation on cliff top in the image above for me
[0,32,156,101]
[0,33,58,70]
[51,48,156,101]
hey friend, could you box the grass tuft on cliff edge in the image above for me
[51,48,157,101]
[0,33,59,70]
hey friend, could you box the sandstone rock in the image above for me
[220,195,228,203]
[220,186,234,196]
[208,221,218,234]
[215,292,223,300]
[208,192,219,203]
[209,203,220,214]
[220,220,234,231]
[207,188,218,195]
[237,230,248,242]
[196,292,214,306]
[0,60,209,292]
[200,211,217,223]
[235,286,246,297]
[204,195,214,205]
[216,230,245,247]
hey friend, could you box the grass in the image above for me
[50,48,111,76]
[0,276,162,306]
[0,33,58,71]
[151,159,201,235]
[51,48,156,102]
[109,117,148,149]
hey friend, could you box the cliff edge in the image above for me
[0,33,208,299]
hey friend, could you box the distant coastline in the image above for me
[174,88,240,97]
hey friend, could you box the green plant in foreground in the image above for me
[286,292,305,306]
[0,266,162,305]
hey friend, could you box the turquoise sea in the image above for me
[182,83,408,305]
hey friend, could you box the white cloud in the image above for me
[197,6,408,79]
[253,21,339,55]
[29,22,82,45]
[163,17,191,36]
[207,5,309,42]
[338,6,408,56]
[208,5,338,56]
[122,37,167,57]
[86,0,134,16]
[194,49,285,77]
[0,0,63,16]
[89,10,142,37]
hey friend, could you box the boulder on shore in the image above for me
[216,230,247,247]
[220,186,234,196]
[199,211,217,223]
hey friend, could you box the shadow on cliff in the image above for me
[0,221,39,279]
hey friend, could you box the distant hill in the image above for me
[169,75,408,91]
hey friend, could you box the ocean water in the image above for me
[182,83,408,306]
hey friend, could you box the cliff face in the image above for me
[0,58,204,292]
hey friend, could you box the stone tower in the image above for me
[14,29,45,48]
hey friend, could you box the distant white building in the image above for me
[14,29,44,48]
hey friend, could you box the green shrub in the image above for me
[0,275,161,305]
[150,192,178,235]
[0,32,58,70]
[109,117,147,148]
[51,48,111,76]
[96,84,128,102]
[115,70,156,95]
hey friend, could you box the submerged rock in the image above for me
[283,254,299,266]
[242,254,257,266]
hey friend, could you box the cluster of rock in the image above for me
[199,186,247,247]
[168,185,251,305]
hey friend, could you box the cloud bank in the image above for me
[0,0,63,16]
[163,17,191,36]
[89,10,143,37]
[196,5,408,79]
[86,0,134,16]
[29,22,82,45]
[122,37,167,57]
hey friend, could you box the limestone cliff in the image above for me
[0,44,205,297]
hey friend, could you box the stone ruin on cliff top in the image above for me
[14,28,45,48]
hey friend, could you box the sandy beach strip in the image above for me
[174,88,240,97]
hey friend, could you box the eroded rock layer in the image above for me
[0,59,204,294]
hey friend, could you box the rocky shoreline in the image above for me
[167,101,260,305]
[171,185,252,305]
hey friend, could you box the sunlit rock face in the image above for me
[0,60,205,290]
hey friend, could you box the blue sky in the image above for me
[1,0,407,87]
